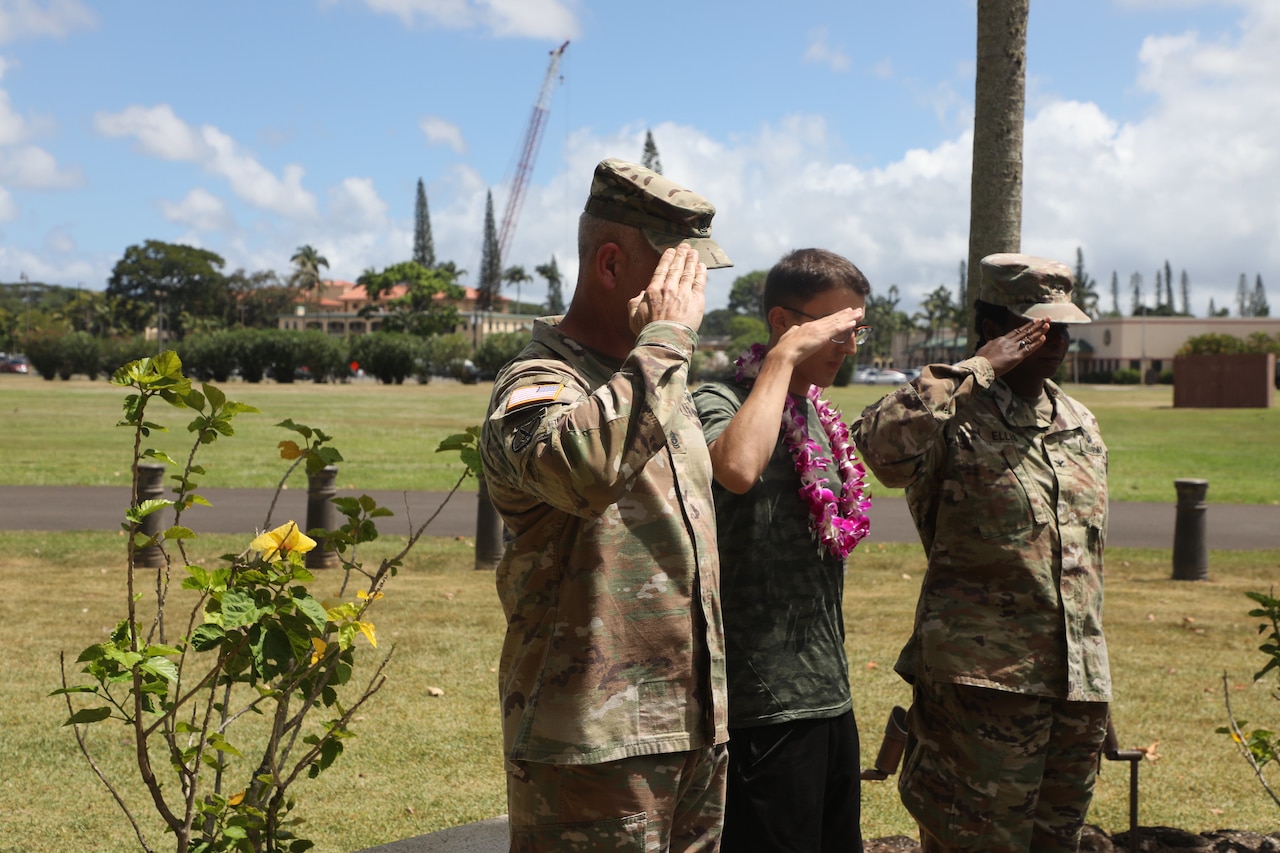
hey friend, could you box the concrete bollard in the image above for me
[305,465,340,570]
[133,461,167,569]
[474,475,505,571]
[1171,478,1209,581]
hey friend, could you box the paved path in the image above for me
[2,485,1278,550]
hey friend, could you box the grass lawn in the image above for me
[3,375,1279,503]
[3,530,1279,852]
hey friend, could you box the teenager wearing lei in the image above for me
[691,248,873,852]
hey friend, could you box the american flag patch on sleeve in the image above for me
[505,383,564,411]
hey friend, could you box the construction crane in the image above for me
[497,40,569,270]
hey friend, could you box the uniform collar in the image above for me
[992,378,1085,434]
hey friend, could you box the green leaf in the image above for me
[164,525,197,540]
[126,498,173,523]
[191,623,227,651]
[276,419,313,440]
[141,656,179,683]
[292,592,329,632]
[141,449,180,466]
[221,589,262,629]
[49,685,100,696]
[144,643,182,657]
[204,382,226,411]
[75,644,108,664]
[64,706,112,726]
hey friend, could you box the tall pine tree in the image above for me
[642,130,663,174]
[1179,270,1191,316]
[478,190,501,311]
[1252,274,1270,317]
[413,178,435,268]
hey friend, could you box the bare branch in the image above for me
[1222,669,1280,809]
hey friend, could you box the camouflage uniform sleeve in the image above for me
[482,321,698,518]
[851,356,997,488]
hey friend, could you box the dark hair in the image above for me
[973,299,1019,348]
[761,248,871,317]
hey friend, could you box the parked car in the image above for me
[868,368,909,386]
[0,353,29,374]
[900,367,922,382]
[853,366,878,384]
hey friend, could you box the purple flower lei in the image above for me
[733,343,872,559]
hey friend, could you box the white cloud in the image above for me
[95,104,318,218]
[420,116,467,153]
[327,176,389,229]
[159,188,232,232]
[355,0,579,38]
[94,104,204,161]
[0,143,79,188]
[0,0,96,44]
[0,183,16,220]
[803,27,851,73]
[480,0,577,39]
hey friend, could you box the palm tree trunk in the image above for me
[967,0,1028,352]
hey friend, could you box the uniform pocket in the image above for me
[511,811,648,852]
[898,738,994,845]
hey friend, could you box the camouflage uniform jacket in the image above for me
[480,317,728,765]
[851,357,1111,702]
[693,380,853,728]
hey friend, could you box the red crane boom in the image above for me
[497,40,568,269]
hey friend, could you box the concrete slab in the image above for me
[355,816,508,853]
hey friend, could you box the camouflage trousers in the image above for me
[898,680,1108,853]
[507,744,728,852]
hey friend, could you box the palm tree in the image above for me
[502,265,533,314]
[914,285,957,364]
[966,0,1029,350]
[536,256,564,314]
[290,244,329,315]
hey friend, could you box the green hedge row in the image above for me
[16,328,531,386]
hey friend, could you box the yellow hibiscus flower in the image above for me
[250,521,316,562]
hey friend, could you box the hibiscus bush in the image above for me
[52,351,480,853]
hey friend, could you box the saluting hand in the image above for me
[978,318,1051,377]
[629,244,707,335]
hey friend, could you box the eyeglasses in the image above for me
[780,306,873,345]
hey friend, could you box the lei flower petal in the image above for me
[733,345,872,558]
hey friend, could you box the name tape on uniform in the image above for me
[506,383,565,412]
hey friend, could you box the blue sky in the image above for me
[0,0,1275,317]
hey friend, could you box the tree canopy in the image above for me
[106,240,229,338]
[356,261,465,337]
[727,270,767,317]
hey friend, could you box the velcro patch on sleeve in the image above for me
[505,383,565,412]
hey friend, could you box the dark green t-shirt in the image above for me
[693,379,853,729]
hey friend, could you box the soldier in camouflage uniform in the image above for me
[692,249,872,852]
[851,254,1111,853]
[480,159,732,852]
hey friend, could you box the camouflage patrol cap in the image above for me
[978,253,1091,324]
[584,158,733,269]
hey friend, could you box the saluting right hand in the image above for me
[628,244,707,335]
[978,318,1050,376]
